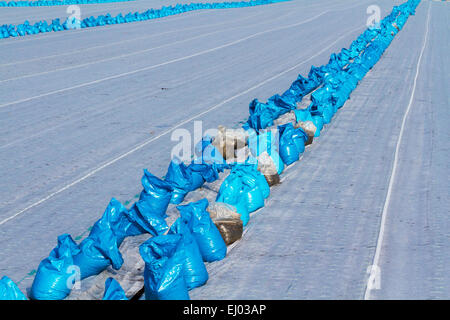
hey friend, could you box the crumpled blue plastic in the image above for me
[140,234,190,300]
[127,200,169,237]
[247,129,284,175]
[102,277,128,300]
[186,162,220,190]
[216,164,270,225]
[30,234,80,300]
[194,135,228,169]
[168,218,208,290]
[178,199,227,262]
[0,276,27,300]
[164,157,194,204]
[139,169,173,217]
[73,200,127,280]
[278,123,308,165]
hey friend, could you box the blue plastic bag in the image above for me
[291,127,308,155]
[73,235,122,281]
[293,109,313,123]
[216,172,251,225]
[139,169,173,217]
[0,276,27,300]
[30,234,80,300]
[216,165,270,226]
[102,277,128,300]
[268,94,296,114]
[73,203,125,279]
[186,162,219,189]
[140,234,190,300]
[169,218,208,290]
[127,200,169,237]
[194,135,227,167]
[178,199,227,262]
[91,198,140,245]
[278,123,301,165]
[247,98,281,131]
[165,158,194,204]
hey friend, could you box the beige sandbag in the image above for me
[214,218,243,246]
[295,121,316,145]
[226,145,251,165]
[256,151,280,187]
[272,111,296,127]
[212,125,247,160]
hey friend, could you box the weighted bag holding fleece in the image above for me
[127,200,169,237]
[216,164,269,226]
[102,278,128,300]
[278,123,300,165]
[95,198,146,245]
[30,234,80,300]
[291,127,308,155]
[139,169,173,217]
[194,135,227,168]
[178,199,227,262]
[73,203,125,279]
[216,173,250,226]
[186,162,219,190]
[247,129,284,175]
[0,276,27,300]
[311,114,324,137]
[139,234,190,300]
[165,157,194,204]
[237,165,270,213]
[169,218,208,290]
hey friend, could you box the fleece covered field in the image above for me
[0,0,448,299]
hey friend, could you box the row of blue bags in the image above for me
[0,0,133,7]
[140,199,226,300]
[0,0,291,39]
[29,194,170,300]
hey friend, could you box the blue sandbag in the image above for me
[194,135,227,167]
[102,278,128,300]
[168,218,208,290]
[247,99,278,131]
[283,74,316,103]
[187,162,220,188]
[30,234,80,300]
[268,94,296,114]
[139,169,173,217]
[0,276,27,300]
[291,127,308,155]
[278,123,301,165]
[73,237,121,280]
[216,172,250,225]
[216,164,270,225]
[127,200,169,237]
[178,199,226,262]
[293,108,313,123]
[89,198,138,245]
[237,166,270,213]
[139,234,190,300]
[73,202,125,279]
[164,157,194,204]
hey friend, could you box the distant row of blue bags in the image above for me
[0,0,134,7]
[0,0,290,39]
